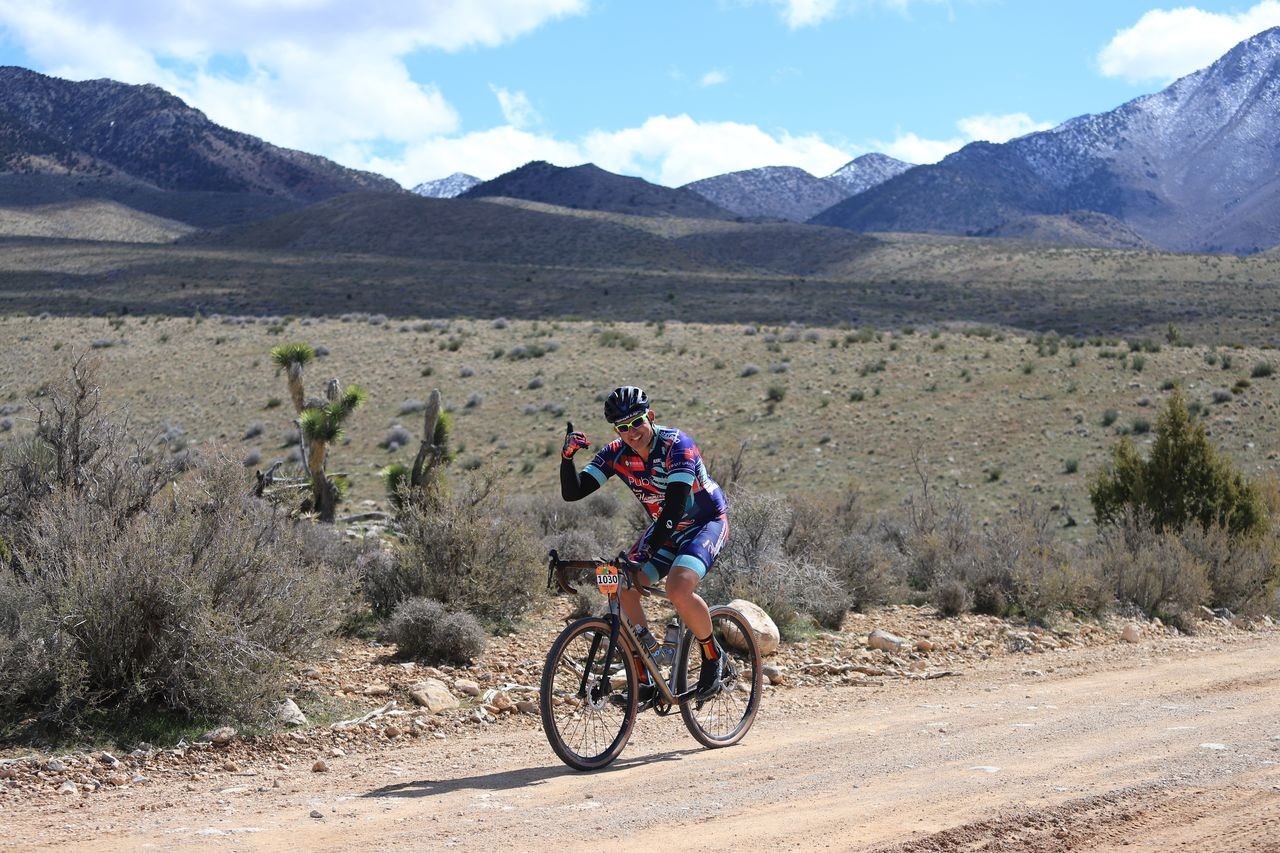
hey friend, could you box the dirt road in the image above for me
[7,633,1279,851]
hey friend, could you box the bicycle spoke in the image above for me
[540,617,638,771]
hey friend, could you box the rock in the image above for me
[909,659,927,672]
[722,599,780,656]
[106,773,129,787]
[309,809,324,819]
[915,639,934,652]
[330,748,345,758]
[489,691,515,713]
[302,668,322,680]
[1121,624,1141,643]
[515,700,538,716]
[99,752,120,767]
[868,629,906,654]
[44,758,66,773]
[362,684,391,697]
[277,698,308,727]
[200,726,237,746]
[222,761,239,772]
[384,725,402,740]
[311,759,329,773]
[1200,605,1217,619]
[57,781,78,796]
[762,664,784,685]
[454,679,481,697]
[409,678,459,713]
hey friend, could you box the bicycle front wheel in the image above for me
[676,604,763,748]
[539,616,638,771]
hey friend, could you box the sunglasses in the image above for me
[613,414,648,433]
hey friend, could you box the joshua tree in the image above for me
[381,388,452,507]
[269,342,366,522]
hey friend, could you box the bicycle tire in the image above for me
[539,616,638,771]
[675,605,762,748]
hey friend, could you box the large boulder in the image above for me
[722,599,780,656]
[868,629,906,654]
[409,678,459,713]
[277,698,308,727]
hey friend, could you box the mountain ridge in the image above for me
[811,28,1280,253]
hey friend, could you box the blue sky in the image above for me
[0,1,1276,187]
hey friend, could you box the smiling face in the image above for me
[616,409,655,455]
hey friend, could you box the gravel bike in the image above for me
[540,549,762,771]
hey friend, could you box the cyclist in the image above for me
[560,385,729,707]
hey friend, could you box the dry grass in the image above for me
[2,313,1279,544]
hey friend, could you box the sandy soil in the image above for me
[3,630,1277,852]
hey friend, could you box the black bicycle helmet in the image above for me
[603,385,649,423]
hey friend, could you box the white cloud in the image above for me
[956,112,1053,143]
[361,126,585,186]
[0,0,585,175]
[582,114,851,186]
[367,114,853,188]
[876,112,1052,164]
[1098,2,1280,83]
[699,69,729,87]
[777,0,840,28]
[490,86,541,130]
[768,0,953,29]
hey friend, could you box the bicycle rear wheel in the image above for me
[676,604,762,748]
[539,616,638,771]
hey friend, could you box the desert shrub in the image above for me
[357,548,403,617]
[705,488,849,635]
[1251,361,1274,378]
[1178,522,1280,615]
[829,532,904,611]
[392,476,542,625]
[0,356,182,554]
[1093,512,1209,618]
[1089,389,1266,539]
[380,424,413,450]
[974,503,1107,618]
[512,491,624,565]
[1,458,355,725]
[739,363,759,378]
[387,598,486,664]
[243,448,262,467]
[882,489,980,594]
[933,579,969,616]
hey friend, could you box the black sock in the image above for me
[698,635,719,660]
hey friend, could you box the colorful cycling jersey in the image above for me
[582,425,726,527]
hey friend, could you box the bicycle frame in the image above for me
[548,550,698,710]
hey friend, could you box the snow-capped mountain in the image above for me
[412,173,481,198]
[682,166,854,222]
[812,27,1280,253]
[825,154,914,195]
[682,158,912,222]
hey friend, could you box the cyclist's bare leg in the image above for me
[665,566,712,640]
[619,586,648,631]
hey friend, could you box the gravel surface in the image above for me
[1,600,1276,851]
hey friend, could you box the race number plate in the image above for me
[596,564,620,595]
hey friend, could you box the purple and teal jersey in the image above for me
[582,425,726,528]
